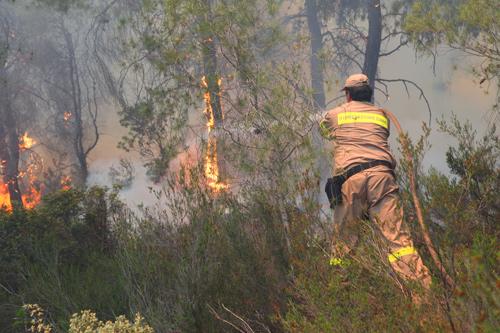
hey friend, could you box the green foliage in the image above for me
[405,0,500,85]
[1,0,499,331]
[112,168,293,331]
[449,235,499,332]
[422,117,499,245]
[0,115,499,332]
[114,0,286,181]
[17,304,153,333]
[280,116,499,332]
[68,310,153,333]
[0,188,128,332]
[281,255,441,332]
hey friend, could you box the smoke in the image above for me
[3,1,497,211]
[377,47,497,173]
[86,158,160,209]
[86,100,202,210]
[86,27,497,209]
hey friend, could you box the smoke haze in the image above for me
[1,0,498,210]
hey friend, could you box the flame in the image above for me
[61,175,72,191]
[22,182,42,209]
[0,179,42,211]
[0,183,12,212]
[0,144,43,212]
[19,132,36,150]
[201,76,228,192]
[22,163,42,209]
[63,112,72,122]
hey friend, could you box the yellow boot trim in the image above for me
[388,246,417,263]
[329,257,343,266]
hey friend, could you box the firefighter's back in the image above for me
[323,101,396,175]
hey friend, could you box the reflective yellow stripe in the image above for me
[338,112,388,129]
[388,246,417,263]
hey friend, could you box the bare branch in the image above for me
[208,304,247,333]
[377,78,432,125]
[221,304,255,333]
[374,86,389,102]
[379,40,408,57]
[381,31,405,42]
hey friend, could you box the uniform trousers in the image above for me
[331,165,432,288]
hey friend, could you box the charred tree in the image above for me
[56,21,99,185]
[362,0,382,94]
[201,0,226,187]
[0,38,23,210]
[305,0,325,110]
[2,105,23,209]
[63,25,87,183]
[201,5,223,128]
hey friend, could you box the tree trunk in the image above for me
[305,0,330,209]
[4,109,23,209]
[202,40,223,126]
[0,30,23,210]
[63,24,88,184]
[0,83,23,210]
[201,0,226,185]
[305,0,326,110]
[363,0,382,98]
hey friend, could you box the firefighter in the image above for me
[319,73,431,289]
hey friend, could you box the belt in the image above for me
[340,160,394,182]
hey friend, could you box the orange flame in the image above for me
[61,175,72,191]
[22,184,42,209]
[19,132,36,150]
[0,140,43,212]
[201,76,228,192]
[0,183,12,212]
[22,163,42,209]
[0,179,42,212]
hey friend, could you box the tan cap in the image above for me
[342,73,369,90]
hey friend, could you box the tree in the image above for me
[311,0,431,115]
[305,0,326,110]
[405,0,499,98]
[0,33,23,208]
[104,0,299,184]
[33,15,101,185]
[0,4,41,211]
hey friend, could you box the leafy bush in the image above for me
[68,311,153,333]
[0,118,497,332]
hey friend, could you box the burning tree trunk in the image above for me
[1,108,23,210]
[202,38,223,128]
[0,40,23,210]
[363,0,382,94]
[0,126,23,211]
[305,0,325,110]
[201,0,227,191]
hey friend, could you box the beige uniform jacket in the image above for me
[319,101,396,175]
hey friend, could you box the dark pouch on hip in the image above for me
[325,175,345,209]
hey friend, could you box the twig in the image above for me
[377,78,432,126]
